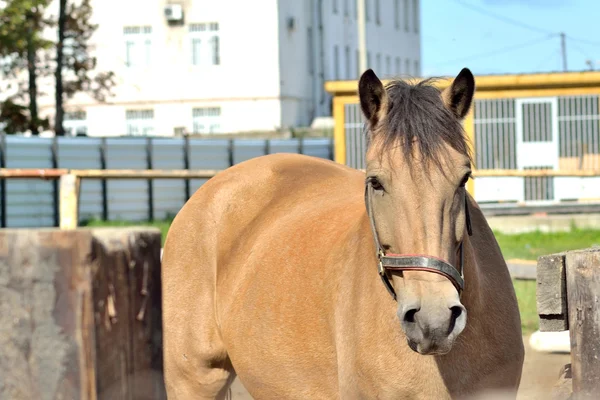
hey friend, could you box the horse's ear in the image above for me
[358,69,388,126]
[441,68,475,120]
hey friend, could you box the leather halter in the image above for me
[364,181,473,301]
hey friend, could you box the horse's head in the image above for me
[359,67,475,355]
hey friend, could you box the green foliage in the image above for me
[494,227,600,261]
[0,0,115,134]
[0,0,53,76]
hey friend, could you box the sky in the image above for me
[421,0,600,77]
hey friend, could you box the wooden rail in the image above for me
[537,247,600,399]
[1,167,600,229]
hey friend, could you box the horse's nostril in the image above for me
[403,308,419,324]
[448,305,464,334]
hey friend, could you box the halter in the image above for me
[364,181,473,301]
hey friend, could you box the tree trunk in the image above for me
[55,0,67,136]
[26,13,39,136]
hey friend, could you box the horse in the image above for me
[161,67,525,399]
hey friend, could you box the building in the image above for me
[26,0,421,137]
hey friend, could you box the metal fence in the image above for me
[474,95,600,204]
[0,136,334,227]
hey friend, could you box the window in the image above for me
[345,46,351,79]
[375,0,381,25]
[394,0,400,30]
[376,53,381,73]
[356,49,360,76]
[333,0,338,14]
[404,0,410,32]
[344,0,349,16]
[189,22,220,66]
[386,55,391,77]
[308,28,314,75]
[395,57,401,74]
[126,110,154,136]
[333,45,340,80]
[63,110,87,136]
[367,51,371,68]
[414,60,420,76]
[413,0,419,33]
[124,26,152,67]
[366,0,370,21]
[192,107,221,134]
[405,58,410,75]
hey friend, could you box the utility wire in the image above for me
[431,34,557,68]
[450,0,553,35]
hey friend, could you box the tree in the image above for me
[0,0,115,135]
[54,0,115,136]
[0,0,53,134]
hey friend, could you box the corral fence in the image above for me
[326,71,600,208]
[0,135,333,228]
[537,247,600,399]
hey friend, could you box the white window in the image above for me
[404,0,410,32]
[63,111,87,136]
[345,46,351,79]
[308,28,314,75]
[189,22,220,66]
[192,107,221,134]
[333,0,338,13]
[333,45,340,80]
[124,26,152,68]
[126,110,154,136]
[413,0,419,33]
[394,0,400,30]
[395,57,401,74]
[375,0,381,25]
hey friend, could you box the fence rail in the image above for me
[3,167,600,230]
[0,135,334,228]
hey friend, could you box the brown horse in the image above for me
[161,68,524,399]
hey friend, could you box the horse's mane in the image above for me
[366,77,473,171]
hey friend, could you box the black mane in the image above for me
[367,77,472,170]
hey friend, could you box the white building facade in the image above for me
[33,0,421,137]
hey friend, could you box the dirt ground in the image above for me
[227,335,571,399]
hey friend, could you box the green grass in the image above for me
[513,279,538,335]
[83,218,600,335]
[494,227,600,261]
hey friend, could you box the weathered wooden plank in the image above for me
[89,227,165,400]
[537,253,569,332]
[0,229,96,400]
[0,227,165,400]
[566,247,600,399]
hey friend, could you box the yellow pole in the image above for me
[463,107,476,196]
[333,96,346,165]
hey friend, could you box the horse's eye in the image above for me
[459,172,471,188]
[369,177,384,191]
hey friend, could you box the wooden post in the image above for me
[59,173,81,229]
[566,248,600,399]
[0,227,166,400]
[537,253,569,332]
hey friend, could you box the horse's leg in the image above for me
[162,244,234,399]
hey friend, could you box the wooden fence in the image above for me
[1,167,600,230]
[537,247,600,399]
